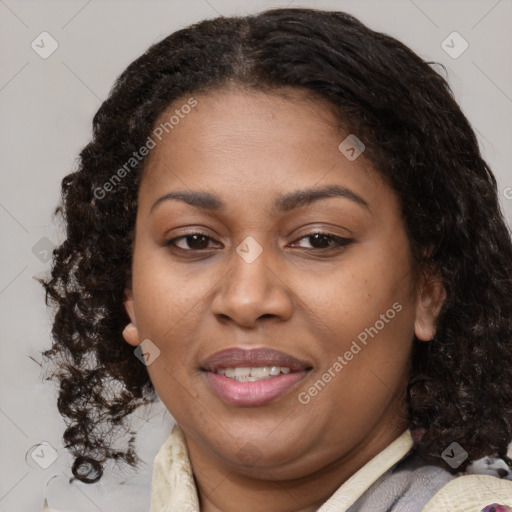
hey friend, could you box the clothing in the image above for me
[150,424,512,512]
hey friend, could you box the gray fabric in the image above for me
[346,451,455,512]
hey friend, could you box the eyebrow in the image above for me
[150,184,370,215]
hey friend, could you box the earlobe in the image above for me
[123,288,141,347]
[414,278,447,341]
[123,322,140,346]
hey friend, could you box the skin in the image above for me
[123,86,445,512]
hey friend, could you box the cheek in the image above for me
[132,245,203,333]
[298,244,416,394]
[129,262,205,401]
[305,301,413,442]
[298,253,414,339]
[146,363,206,432]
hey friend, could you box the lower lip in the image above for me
[204,371,309,407]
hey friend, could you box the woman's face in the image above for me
[123,86,441,481]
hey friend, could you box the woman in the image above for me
[43,8,512,511]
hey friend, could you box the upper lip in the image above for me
[201,347,312,372]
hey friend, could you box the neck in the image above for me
[185,419,407,512]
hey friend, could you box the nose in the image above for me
[210,238,293,328]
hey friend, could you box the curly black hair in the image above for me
[42,7,512,484]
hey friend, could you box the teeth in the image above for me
[215,366,295,381]
[234,367,250,378]
[250,367,269,379]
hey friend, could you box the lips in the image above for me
[200,347,312,407]
[201,347,311,372]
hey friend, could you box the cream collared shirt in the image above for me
[150,425,512,512]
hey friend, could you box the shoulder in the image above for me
[422,475,512,511]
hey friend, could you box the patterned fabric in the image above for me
[346,451,454,511]
[422,477,512,512]
[150,425,199,512]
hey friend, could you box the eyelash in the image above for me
[164,231,353,253]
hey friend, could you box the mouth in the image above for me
[213,366,295,382]
[200,347,313,407]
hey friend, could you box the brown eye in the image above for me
[165,233,215,251]
[292,232,353,250]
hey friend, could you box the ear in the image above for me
[122,288,141,347]
[414,274,446,342]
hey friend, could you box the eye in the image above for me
[164,231,353,253]
[290,232,353,250]
[165,232,220,251]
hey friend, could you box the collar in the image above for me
[150,424,413,512]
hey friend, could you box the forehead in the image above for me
[138,86,386,212]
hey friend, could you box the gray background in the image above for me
[1,0,511,511]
